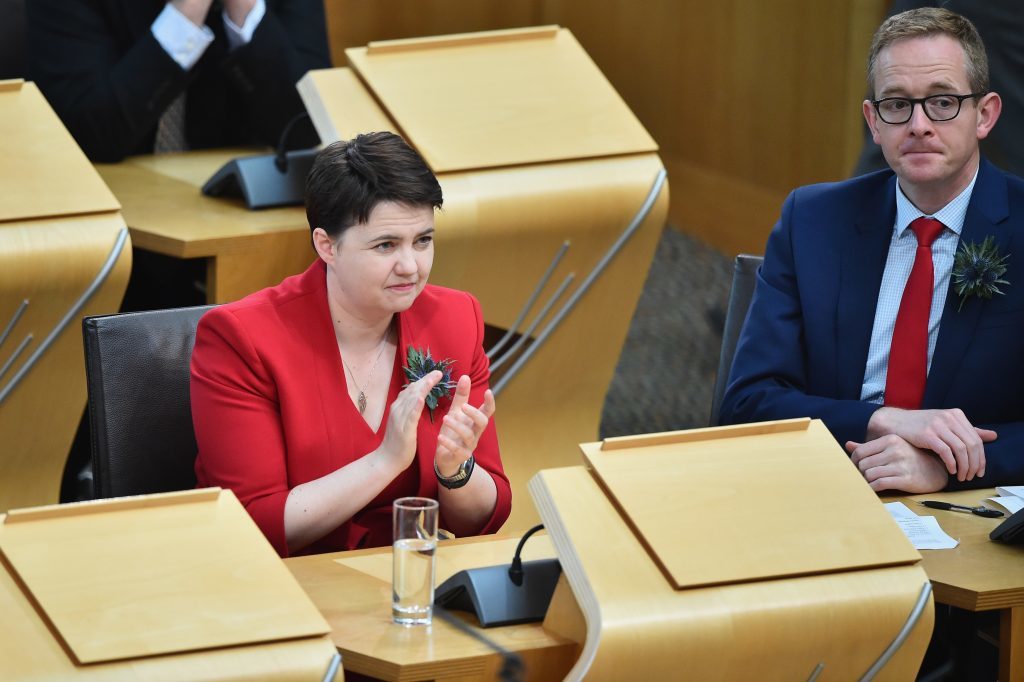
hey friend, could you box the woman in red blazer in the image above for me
[190,132,511,556]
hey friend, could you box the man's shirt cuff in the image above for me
[223,0,267,50]
[151,3,215,70]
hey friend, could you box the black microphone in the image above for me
[201,112,319,209]
[274,112,311,173]
[508,523,545,586]
[434,524,561,628]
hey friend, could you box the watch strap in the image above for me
[435,455,475,489]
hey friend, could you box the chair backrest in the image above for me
[708,254,763,426]
[83,305,214,499]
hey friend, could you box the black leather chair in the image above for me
[708,254,763,426]
[83,305,214,499]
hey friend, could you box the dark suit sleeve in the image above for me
[946,422,1024,490]
[217,0,330,151]
[26,0,192,162]
[718,191,880,446]
[26,0,330,162]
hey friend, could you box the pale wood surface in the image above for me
[95,149,314,304]
[286,534,579,681]
[0,489,329,664]
[323,0,543,67]
[94,149,309,259]
[0,216,130,512]
[298,68,396,144]
[0,563,339,682]
[890,489,1024,682]
[0,535,339,681]
[600,416,811,450]
[583,419,919,589]
[345,27,656,172]
[367,25,559,54]
[530,465,933,681]
[0,81,119,222]
[890,489,1024,611]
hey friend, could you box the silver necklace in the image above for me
[340,329,390,414]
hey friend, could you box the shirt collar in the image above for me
[894,168,979,238]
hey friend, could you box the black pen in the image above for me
[919,501,1004,518]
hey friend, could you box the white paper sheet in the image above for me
[884,502,958,550]
[988,495,1024,515]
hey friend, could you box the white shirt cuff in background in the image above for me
[223,0,267,50]
[151,3,215,70]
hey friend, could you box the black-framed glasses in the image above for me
[871,92,986,124]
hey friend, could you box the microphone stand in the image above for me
[201,112,320,209]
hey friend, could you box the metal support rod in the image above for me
[0,227,129,405]
[322,652,342,682]
[492,169,666,397]
[859,581,933,681]
[0,299,29,348]
[487,241,570,359]
[0,334,33,382]
[489,273,575,374]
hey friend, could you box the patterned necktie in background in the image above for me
[884,216,945,409]
[154,93,187,154]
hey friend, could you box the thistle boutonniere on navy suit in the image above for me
[952,236,1010,312]
[403,346,456,421]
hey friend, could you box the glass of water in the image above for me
[392,497,438,625]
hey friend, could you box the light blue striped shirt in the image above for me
[859,170,978,404]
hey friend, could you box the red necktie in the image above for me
[884,217,945,409]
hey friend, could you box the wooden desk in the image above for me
[286,535,579,681]
[892,489,1024,681]
[94,149,312,305]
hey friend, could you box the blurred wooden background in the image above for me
[323,0,889,256]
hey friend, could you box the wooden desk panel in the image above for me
[0,81,119,223]
[0,496,339,680]
[532,466,933,681]
[0,212,131,510]
[345,28,656,172]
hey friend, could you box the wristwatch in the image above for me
[435,455,475,490]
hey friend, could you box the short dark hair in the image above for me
[867,7,988,98]
[305,131,443,240]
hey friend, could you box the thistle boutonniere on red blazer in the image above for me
[403,346,456,421]
[952,237,1009,312]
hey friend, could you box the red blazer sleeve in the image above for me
[191,306,292,556]
[457,292,511,534]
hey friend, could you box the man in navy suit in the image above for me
[720,7,1024,494]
